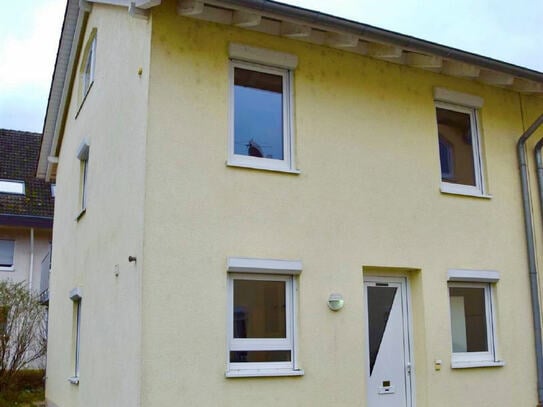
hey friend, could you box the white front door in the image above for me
[364,277,413,407]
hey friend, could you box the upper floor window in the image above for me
[0,240,15,270]
[0,180,25,195]
[228,44,298,173]
[434,88,486,197]
[80,30,97,102]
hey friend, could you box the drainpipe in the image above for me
[535,137,543,222]
[517,112,543,406]
[28,227,35,292]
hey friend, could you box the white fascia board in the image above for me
[227,257,302,275]
[447,269,500,283]
[434,87,483,108]
[229,43,298,69]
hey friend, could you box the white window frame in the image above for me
[447,270,503,368]
[434,88,488,198]
[76,141,90,217]
[0,239,15,271]
[226,257,303,377]
[435,101,485,197]
[80,31,96,104]
[69,288,82,384]
[438,134,454,181]
[0,180,25,195]
[228,48,297,174]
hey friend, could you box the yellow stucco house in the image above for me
[37,0,543,406]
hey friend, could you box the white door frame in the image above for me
[364,275,416,407]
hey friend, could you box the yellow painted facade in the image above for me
[45,1,543,406]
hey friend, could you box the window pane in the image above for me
[436,107,476,186]
[230,350,291,363]
[0,180,24,194]
[233,279,286,338]
[0,240,14,267]
[449,287,488,352]
[234,67,284,160]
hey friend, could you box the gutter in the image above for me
[0,214,54,229]
[38,0,91,181]
[517,113,543,406]
[29,228,35,292]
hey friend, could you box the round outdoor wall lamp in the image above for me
[328,293,344,311]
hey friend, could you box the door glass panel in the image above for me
[367,286,397,375]
[233,279,286,338]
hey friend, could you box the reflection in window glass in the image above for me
[449,286,488,353]
[436,107,476,186]
[234,68,284,160]
[233,279,286,339]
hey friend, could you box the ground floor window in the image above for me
[226,257,303,377]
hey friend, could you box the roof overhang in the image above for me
[38,0,543,180]
[0,214,53,229]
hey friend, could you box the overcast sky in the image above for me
[0,0,541,133]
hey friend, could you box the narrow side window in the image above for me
[0,240,15,270]
[76,141,90,217]
[79,30,97,104]
[69,288,82,384]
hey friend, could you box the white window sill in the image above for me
[451,360,505,369]
[0,266,14,272]
[227,161,300,175]
[68,376,80,385]
[440,183,492,199]
[76,208,86,222]
[226,369,304,378]
[75,82,94,119]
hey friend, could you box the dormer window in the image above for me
[0,180,25,195]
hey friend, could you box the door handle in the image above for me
[406,362,412,375]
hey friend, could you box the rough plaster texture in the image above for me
[142,2,543,406]
[45,0,543,406]
[45,4,150,407]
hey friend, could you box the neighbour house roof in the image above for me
[0,129,54,229]
[38,0,543,181]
